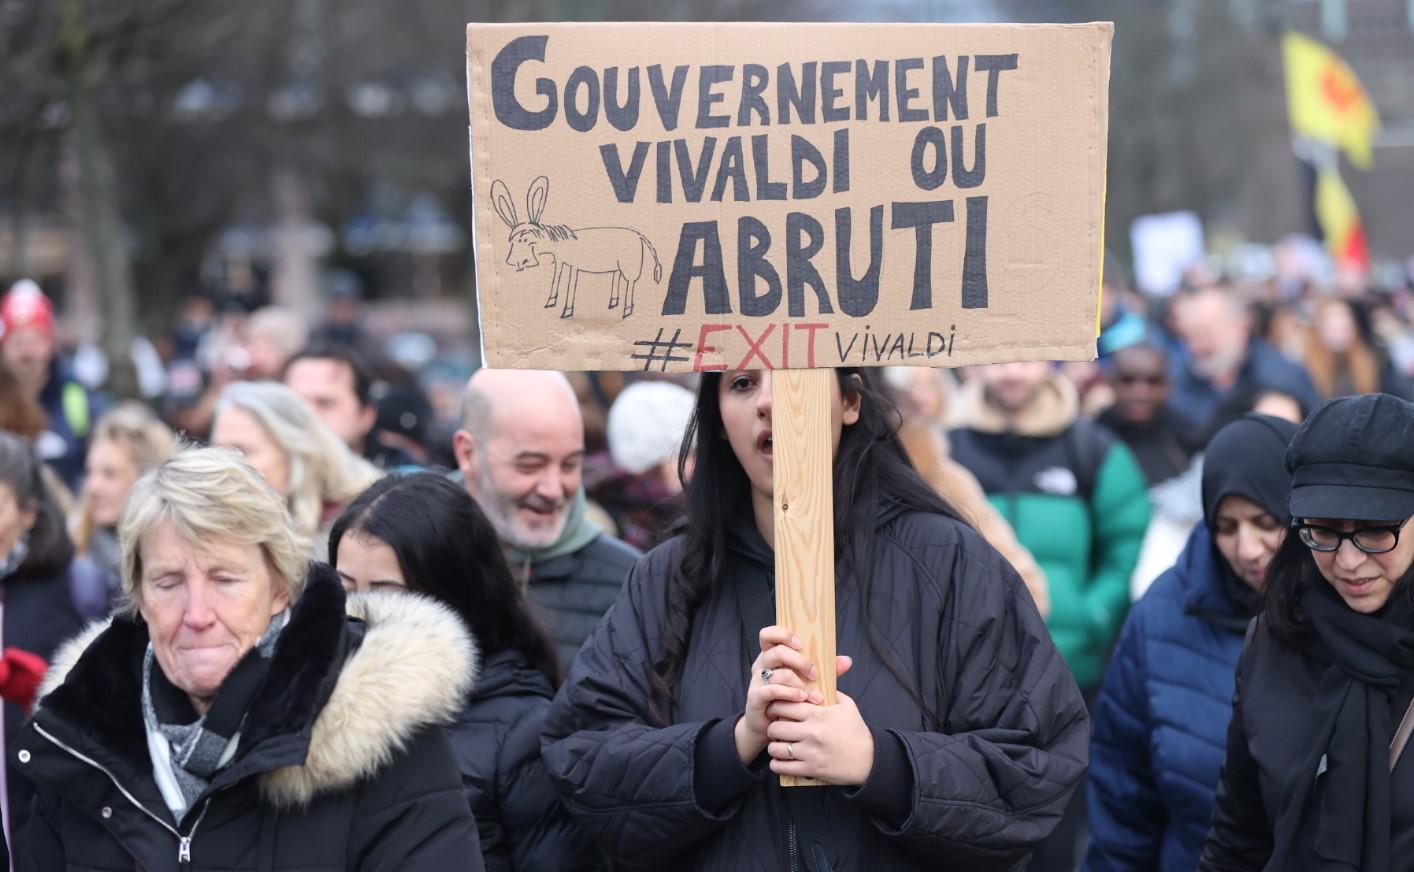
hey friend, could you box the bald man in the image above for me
[452,369,640,669]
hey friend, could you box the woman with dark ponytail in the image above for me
[541,368,1088,871]
[329,473,598,871]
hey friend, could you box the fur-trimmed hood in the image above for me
[953,372,1079,438]
[31,564,478,811]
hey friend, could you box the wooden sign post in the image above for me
[771,369,837,787]
[466,21,1113,789]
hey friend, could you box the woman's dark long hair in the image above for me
[329,472,561,687]
[649,367,966,722]
[0,430,73,579]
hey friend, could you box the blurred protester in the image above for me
[452,369,639,669]
[583,380,694,552]
[167,290,219,362]
[1169,286,1318,431]
[1201,395,1414,871]
[211,381,381,558]
[374,381,435,466]
[332,473,599,871]
[1370,299,1414,380]
[71,404,177,587]
[542,368,1087,870]
[1304,296,1410,400]
[240,305,307,380]
[16,447,483,869]
[884,366,1049,616]
[0,281,105,493]
[283,343,417,469]
[949,361,1149,872]
[1086,415,1297,872]
[1098,343,1202,488]
[309,270,374,355]
[0,432,86,845]
[0,361,47,444]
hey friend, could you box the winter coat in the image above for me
[520,534,641,670]
[950,376,1151,690]
[451,648,599,871]
[12,565,485,871]
[1169,339,1320,431]
[1198,616,1414,871]
[542,510,1089,872]
[1096,406,1202,489]
[1084,525,1248,872]
[34,359,105,494]
[1,557,85,842]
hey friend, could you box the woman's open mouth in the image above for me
[756,430,773,459]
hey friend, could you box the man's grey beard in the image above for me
[473,464,569,551]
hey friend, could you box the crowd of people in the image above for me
[0,255,1412,870]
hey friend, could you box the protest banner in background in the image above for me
[467,22,1113,373]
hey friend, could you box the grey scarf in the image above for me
[142,610,288,812]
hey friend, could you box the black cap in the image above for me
[1286,393,1414,522]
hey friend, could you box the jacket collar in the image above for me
[1175,524,1251,632]
[34,564,478,810]
[953,374,1079,438]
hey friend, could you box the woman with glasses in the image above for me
[1200,393,1414,872]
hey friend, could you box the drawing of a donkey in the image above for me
[491,176,662,320]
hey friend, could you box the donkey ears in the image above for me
[526,176,549,225]
[490,180,517,228]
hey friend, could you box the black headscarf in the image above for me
[1200,414,1300,616]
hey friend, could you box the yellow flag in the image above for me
[1283,31,1380,168]
[1314,164,1370,269]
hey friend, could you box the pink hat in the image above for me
[0,280,55,342]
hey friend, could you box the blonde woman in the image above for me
[72,403,176,580]
[16,446,482,868]
[211,381,381,558]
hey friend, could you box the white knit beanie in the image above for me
[607,381,697,475]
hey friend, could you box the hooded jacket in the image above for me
[448,471,641,670]
[542,509,1088,872]
[12,565,485,871]
[1084,525,1249,872]
[949,376,1151,689]
[451,648,599,871]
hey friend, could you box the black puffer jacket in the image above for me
[452,648,599,871]
[2,558,84,840]
[13,566,484,871]
[1199,616,1414,871]
[522,535,640,670]
[543,511,1089,871]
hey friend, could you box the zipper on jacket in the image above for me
[787,818,802,872]
[33,721,213,865]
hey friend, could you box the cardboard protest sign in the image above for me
[466,21,1112,372]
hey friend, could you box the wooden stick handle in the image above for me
[771,369,837,788]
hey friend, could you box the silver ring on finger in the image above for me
[787,742,796,759]
[760,667,773,682]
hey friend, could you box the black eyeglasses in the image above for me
[1295,522,1404,555]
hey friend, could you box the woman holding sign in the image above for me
[542,367,1088,871]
